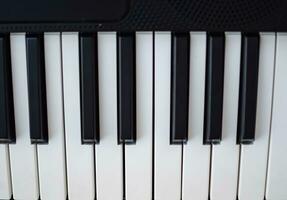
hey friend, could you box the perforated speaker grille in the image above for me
[116,0,281,31]
[171,0,277,27]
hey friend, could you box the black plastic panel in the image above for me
[0,0,287,31]
[0,0,130,23]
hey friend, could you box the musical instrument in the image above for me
[0,0,287,199]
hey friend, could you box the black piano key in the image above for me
[170,32,190,144]
[203,32,225,145]
[117,32,136,144]
[26,33,48,144]
[237,33,260,145]
[0,34,16,144]
[79,33,99,144]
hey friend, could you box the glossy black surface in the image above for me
[0,0,129,23]
[0,34,16,144]
[79,33,100,144]
[26,33,48,144]
[170,32,190,144]
[117,32,136,144]
[203,32,225,145]
[237,33,260,145]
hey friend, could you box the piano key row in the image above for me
[0,32,259,145]
[0,32,286,200]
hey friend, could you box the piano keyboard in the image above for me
[0,31,286,200]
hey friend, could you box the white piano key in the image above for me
[210,33,241,200]
[266,33,287,200]
[96,32,123,200]
[238,33,275,200]
[182,32,210,200]
[0,145,11,199]
[9,33,39,200]
[37,33,67,200]
[61,32,95,200]
[154,32,182,200]
[125,32,153,200]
